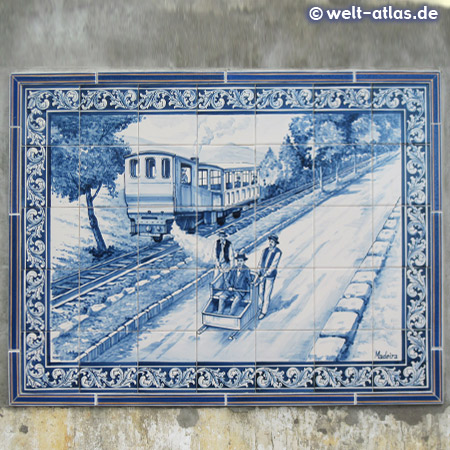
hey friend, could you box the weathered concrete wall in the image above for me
[0,0,448,448]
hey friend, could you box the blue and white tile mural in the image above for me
[9,72,442,406]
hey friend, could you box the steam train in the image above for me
[124,151,260,241]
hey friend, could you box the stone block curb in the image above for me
[311,203,400,361]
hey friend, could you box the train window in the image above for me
[130,159,139,178]
[145,157,156,178]
[225,172,233,190]
[210,170,221,190]
[198,169,208,187]
[251,172,258,185]
[162,158,171,179]
[234,173,241,188]
[243,171,249,186]
[181,164,192,184]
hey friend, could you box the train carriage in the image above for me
[124,150,259,240]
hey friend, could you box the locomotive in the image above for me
[124,150,259,241]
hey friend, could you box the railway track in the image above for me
[51,182,314,310]
[51,154,386,310]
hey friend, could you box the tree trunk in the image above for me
[85,189,107,255]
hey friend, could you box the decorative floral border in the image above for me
[22,85,429,392]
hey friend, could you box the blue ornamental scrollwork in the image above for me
[198,88,255,110]
[79,367,137,388]
[24,90,80,338]
[81,89,139,110]
[373,88,425,143]
[256,88,314,110]
[406,145,427,204]
[314,88,372,109]
[138,367,196,389]
[255,367,314,388]
[22,84,429,391]
[25,331,78,389]
[197,367,255,389]
[406,206,427,267]
[139,89,197,110]
[340,367,373,387]
[79,88,199,110]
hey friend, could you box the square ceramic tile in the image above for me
[10,72,442,406]
[372,205,403,268]
[372,112,403,145]
[139,268,198,332]
[256,113,313,146]
[48,146,80,208]
[314,111,372,145]
[139,113,198,146]
[371,268,404,330]
[372,144,403,205]
[253,268,315,331]
[314,206,374,268]
[197,329,256,363]
[48,111,80,146]
[78,146,138,209]
[312,144,373,207]
[372,329,405,363]
[138,331,197,363]
[256,330,315,363]
[198,114,255,146]
[49,207,80,271]
[256,144,314,206]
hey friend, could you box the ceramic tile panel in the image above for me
[9,71,442,406]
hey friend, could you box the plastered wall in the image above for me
[0,1,448,448]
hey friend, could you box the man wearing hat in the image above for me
[255,234,282,319]
[217,251,252,315]
[212,230,235,289]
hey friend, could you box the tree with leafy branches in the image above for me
[312,118,345,189]
[350,114,372,172]
[50,113,138,256]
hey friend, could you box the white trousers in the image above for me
[258,277,275,315]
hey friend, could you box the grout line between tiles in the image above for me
[354,393,357,405]
[94,393,98,406]
[352,71,356,83]
[8,349,20,353]
[224,71,228,84]
[224,393,228,406]
[10,125,20,129]
[9,213,20,216]
[95,72,98,84]
[431,347,442,351]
